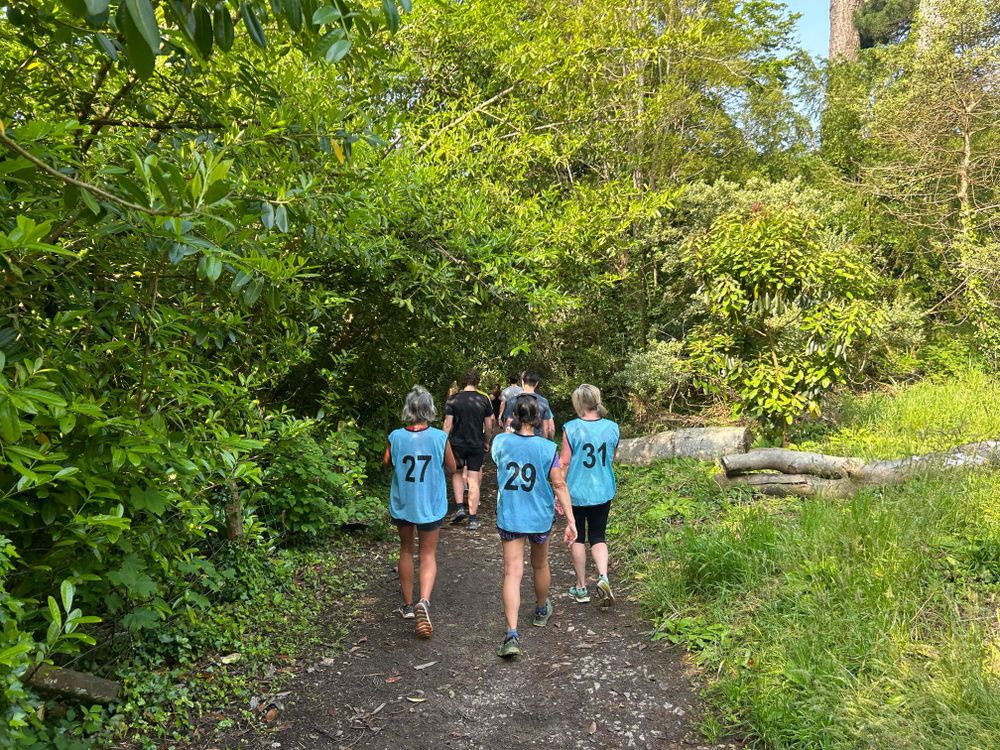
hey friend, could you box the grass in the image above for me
[789,368,1000,459]
[613,370,1000,749]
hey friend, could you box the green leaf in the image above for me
[274,204,289,232]
[214,3,235,51]
[85,0,110,13]
[398,0,410,11]
[285,0,302,31]
[325,37,351,63]
[61,580,75,613]
[0,643,31,666]
[241,3,268,48]
[260,201,275,228]
[120,2,156,79]
[125,0,161,56]
[205,255,223,282]
[194,5,215,57]
[48,596,62,629]
[0,400,21,442]
[381,0,399,33]
[312,4,341,24]
[60,0,88,18]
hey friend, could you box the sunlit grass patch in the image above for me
[792,368,1000,459]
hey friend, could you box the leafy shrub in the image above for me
[255,420,380,539]
[619,340,694,421]
[682,204,894,440]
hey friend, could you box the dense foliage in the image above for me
[2,0,999,745]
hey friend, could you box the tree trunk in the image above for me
[717,439,1000,497]
[829,0,864,62]
[225,479,244,542]
[917,0,945,52]
[26,665,121,704]
[617,427,752,465]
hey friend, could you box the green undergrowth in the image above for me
[788,367,1000,458]
[614,373,1000,749]
[44,535,382,750]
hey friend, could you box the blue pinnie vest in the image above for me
[492,433,558,534]
[563,418,620,506]
[388,426,449,524]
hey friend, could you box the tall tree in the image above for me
[830,0,864,60]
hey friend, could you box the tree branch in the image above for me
[0,129,164,216]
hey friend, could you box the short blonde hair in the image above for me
[571,383,607,418]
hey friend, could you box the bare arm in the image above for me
[549,464,576,545]
[443,442,457,475]
[383,443,392,468]
[543,418,555,440]
[442,415,454,435]
[560,432,572,471]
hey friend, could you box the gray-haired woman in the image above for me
[384,385,456,638]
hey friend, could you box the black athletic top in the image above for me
[445,390,494,449]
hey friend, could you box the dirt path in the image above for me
[217,463,738,750]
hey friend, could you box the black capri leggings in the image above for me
[571,501,611,546]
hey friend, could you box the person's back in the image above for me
[504,371,554,438]
[492,431,558,534]
[388,425,449,524]
[446,389,493,450]
[563,417,620,506]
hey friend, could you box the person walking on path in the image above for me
[559,384,620,608]
[498,373,523,429]
[384,385,457,639]
[443,370,496,531]
[502,371,555,438]
[492,395,576,658]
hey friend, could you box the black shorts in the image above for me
[391,516,445,532]
[571,501,611,546]
[451,443,485,472]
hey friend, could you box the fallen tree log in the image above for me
[25,665,121,704]
[617,426,751,465]
[717,439,1000,497]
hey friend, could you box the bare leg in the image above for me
[417,528,440,602]
[529,539,551,607]
[466,470,483,515]
[397,525,415,605]
[451,468,466,508]
[591,542,609,578]
[571,542,588,588]
[502,539,525,631]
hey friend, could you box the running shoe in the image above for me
[498,634,521,658]
[450,506,468,525]
[400,603,415,619]
[414,599,433,639]
[596,575,616,608]
[532,598,553,627]
[467,517,479,531]
[568,585,591,604]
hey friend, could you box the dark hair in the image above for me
[461,369,480,387]
[510,394,541,431]
[507,372,520,385]
[522,370,540,387]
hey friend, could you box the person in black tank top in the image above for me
[443,369,496,530]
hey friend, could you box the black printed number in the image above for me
[581,442,608,469]
[503,461,537,492]
[402,454,432,483]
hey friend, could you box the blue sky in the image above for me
[783,0,829,58]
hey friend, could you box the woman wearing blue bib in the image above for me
[384,386,456,639]
[559,384,620,608]
[491,395,576,658]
